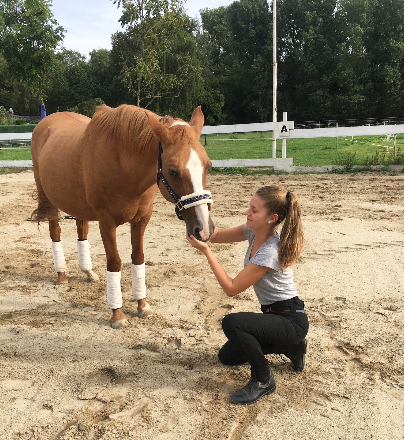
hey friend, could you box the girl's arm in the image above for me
[210,224,246,244]
[186,234,269,297]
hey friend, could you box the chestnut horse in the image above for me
[31,105,214,328]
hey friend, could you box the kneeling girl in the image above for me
[186,185,308,405]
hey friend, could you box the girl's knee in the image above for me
[221,313,238,333]
[221,313,247,340]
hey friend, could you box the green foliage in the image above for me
[110,0,210,119]
[0,0,403,124]
[0,123,35,131]
[0,0,65,104]
[14,118,26,125]
[200,0,272,124]
[0,106,12,124]
[67,98,104,117]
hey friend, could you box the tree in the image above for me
[0,0,64,108]
[277,0,345,121]
[44,49,94,113]
[112,0,211,119]
[112,0,185,107]
[360,0,404,118]
[200,0,272,124]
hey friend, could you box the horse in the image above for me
[30,104,215,328]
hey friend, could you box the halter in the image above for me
[157,142,213,220]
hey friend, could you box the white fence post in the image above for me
[282,112,287,159]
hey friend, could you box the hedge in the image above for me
[0,124,37,133]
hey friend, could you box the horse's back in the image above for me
[31,112,90,159]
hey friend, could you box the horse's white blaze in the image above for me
[186,149,210,241]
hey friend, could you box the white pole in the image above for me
[394,133,397,158]
[272,0,277,159]
[282,111,287,158]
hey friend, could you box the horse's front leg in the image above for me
[98,217,127,328]
[130,204,154,318]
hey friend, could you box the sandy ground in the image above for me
[0,170,403,440]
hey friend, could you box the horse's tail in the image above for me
[30,189,59,223]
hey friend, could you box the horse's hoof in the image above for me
[138,302,153,318]
[57,272,68,284]
[110,319,128,329]
[85,270,99,282]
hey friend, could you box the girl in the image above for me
[186,185,308,405]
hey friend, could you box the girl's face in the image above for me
[244,194,274,230]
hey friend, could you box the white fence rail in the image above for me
[0,133,32,141]
[0,124,403,170]
[288,124,404,139]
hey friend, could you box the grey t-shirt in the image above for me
[243,225,297,305]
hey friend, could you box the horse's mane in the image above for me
[87,105,187,153]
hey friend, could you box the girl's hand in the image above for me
[186,232,209,253]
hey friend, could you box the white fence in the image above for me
[202,122,403,170]
[0,123,403,170]
[0,133,32,141]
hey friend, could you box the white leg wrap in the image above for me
[51,241,67,273]
[131,263,146,300]
[107,271,122,309]
[77,239,92,271]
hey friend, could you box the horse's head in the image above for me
[147,107,214,242]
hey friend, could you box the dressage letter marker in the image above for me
[279,122,290,137]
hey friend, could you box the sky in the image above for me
[50,0,234,58]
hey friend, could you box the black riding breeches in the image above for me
[219,296,309,380]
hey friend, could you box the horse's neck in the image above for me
[121,142,159,194]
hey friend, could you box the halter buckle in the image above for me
[175,200,184,211]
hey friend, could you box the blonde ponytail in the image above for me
[255,186,303,271]
[278,191,303,270]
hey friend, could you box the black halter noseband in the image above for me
[157,142,213,220]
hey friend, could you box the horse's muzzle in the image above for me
[186,216,214,242]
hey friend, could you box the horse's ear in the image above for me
[146,111,170,145]
[189,106,204,135]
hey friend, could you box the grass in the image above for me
[0,148,32,161]
[0,133,403,172]
[201,132,404,167]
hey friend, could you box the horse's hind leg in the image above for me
[49,219,68,284]
[32,177,68,284]
[76,219,99,282]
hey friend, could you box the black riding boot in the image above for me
[231,365,276,405]
[270,338,308,372]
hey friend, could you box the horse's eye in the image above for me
[168,169,179,178]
